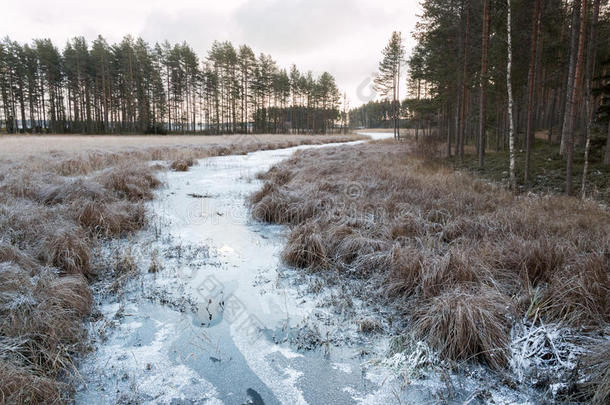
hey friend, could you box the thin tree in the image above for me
[581,0,601,198]
[239,45,255,133]
[565,0,587,195]
[560,1,581,155]
[507,0,517,191]
[374,31,405,140]
[478,0,491,167]
[606,121,610,165]
[459,0,471,161]
[524,0,543,182]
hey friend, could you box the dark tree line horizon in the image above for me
[0,35,342,135]
[351,0,610,195]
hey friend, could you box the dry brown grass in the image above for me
[75,200,147,237]
[0,262,91,403]
[0,133,365,158]
[97,163,162,201]
[581,340,610,404]
[0,243,39,272]
[41,227,92,275]
[282,221,328,269]
[0,133,362,403]
[0,360,64,404]
[250,141,610,384]
[39,179,107,205]
[412,286,513,370]
[169,157,195,171]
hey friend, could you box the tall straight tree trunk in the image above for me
[448,93,453,157]
[507,0,517,191]
[560,1,581,155]
[166,65,171,132]
[245,74,249,133]
[459,0,470,162]
[495,102,501,151]
[454,84,460,156]
[524,0,542,182]
[605,122,610,165]
[566,0,587,195]
[19,84,26,132]
[478,0,491,167]
[416,79,421,142]
[392,76,397,140]
[453,1,464,158]
[102,55,108,129]
[397,62,401,140]
[550,0,569,142]
[548,74,561,142]
[582,0,601,198]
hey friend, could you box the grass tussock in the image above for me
[412,286,513,370]
[540,253,609,327]
[75,200,147,237]
[98,164,161,201]
[250,141,610,386]
[282,221,328,269]
[169,157,195,171]
[0,262,91,403]
[41,227,92,275]
[39,179,107,205]
[581,340,610,405]
[0,360,64,404]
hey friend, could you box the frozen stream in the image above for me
[75,132,543,404]
[75,133,409,405]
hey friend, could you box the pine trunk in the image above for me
[524,0,542,182]
[478,0,491,167]
[459,0,470,162]
[507,0,517,191]
[605,121,610,165]
[566,0,587,195]
[582,0,601,197]
[560,1,581,155]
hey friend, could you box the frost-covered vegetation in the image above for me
[0,133,357,403]
[250,140,610,402]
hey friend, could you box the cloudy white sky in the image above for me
[4,0,421,107]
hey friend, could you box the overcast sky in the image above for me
[4,0,421,107]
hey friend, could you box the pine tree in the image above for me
[478,0,491,167]
[0,35,340,135]
[524,0,543,182]
[238,45,255,133]
[565,0,588,195]
[374,31,405,140]
[506,0,517,191]
[581,0,602,197]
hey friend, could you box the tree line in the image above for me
[354,1,610,196]
[0,36,341,135]
[349,97,439,141]
[349,100,396,128]
[408,0,610,195]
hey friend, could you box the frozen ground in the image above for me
[74,133,572,404]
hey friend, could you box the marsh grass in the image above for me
[250,141,609,390]
[582,340,610,404]
[169,157,195,171]
[0,133,359,403]
[0,161,158,403]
